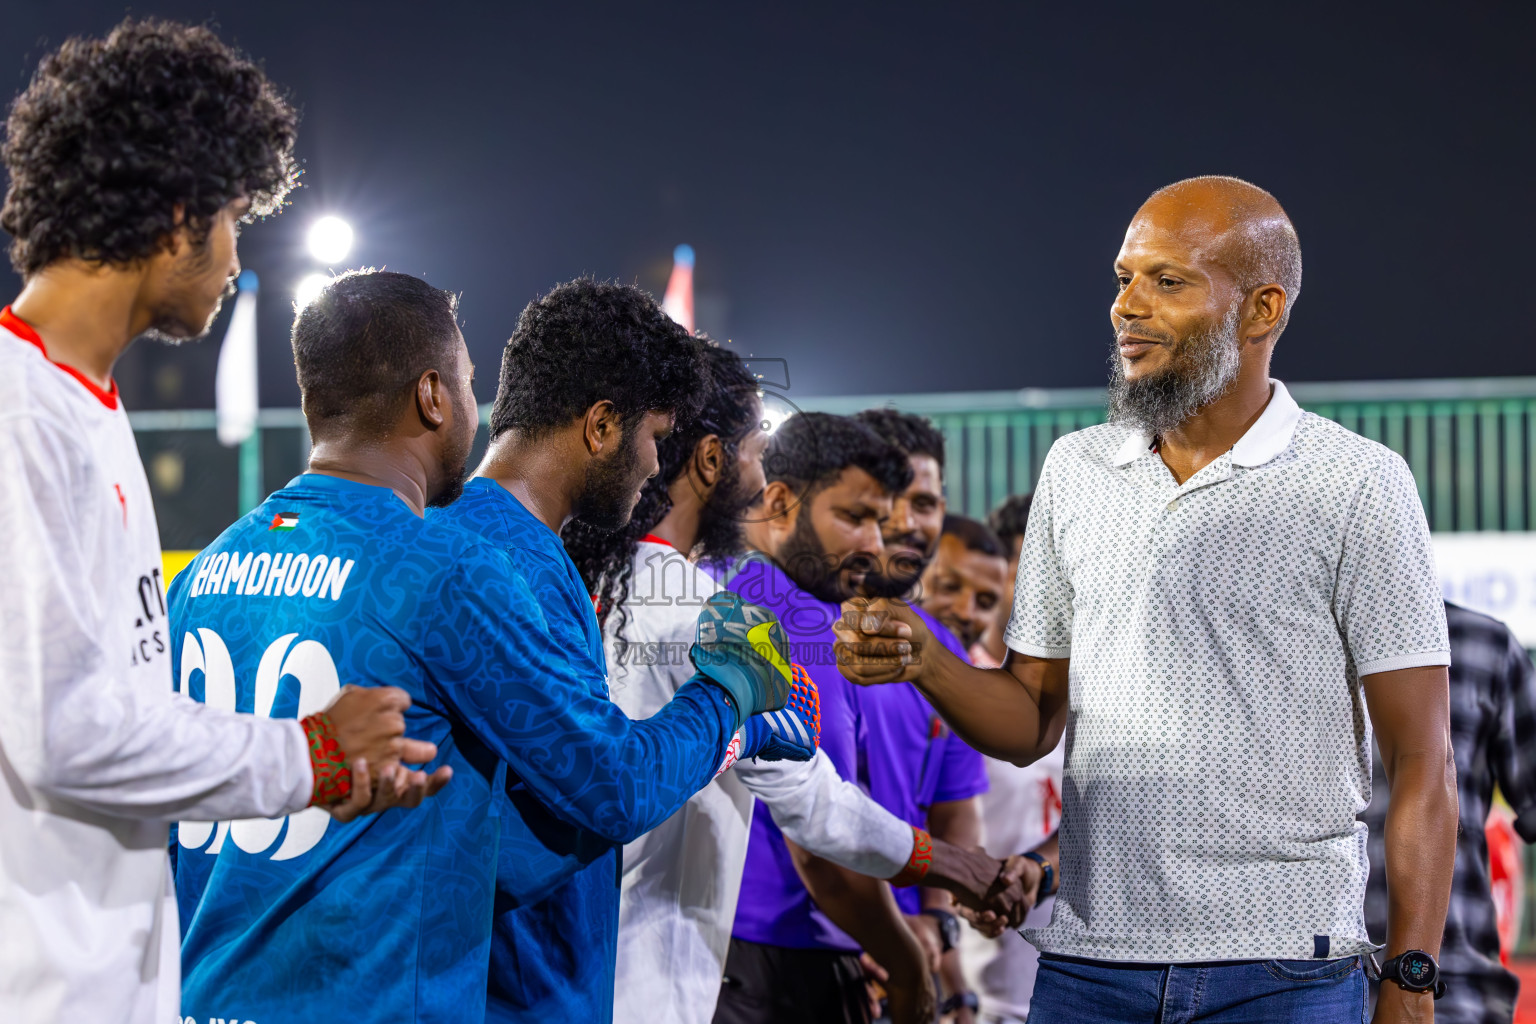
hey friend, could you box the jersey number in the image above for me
[176,628,340,860]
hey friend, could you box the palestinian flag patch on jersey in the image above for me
[269,511,300,532]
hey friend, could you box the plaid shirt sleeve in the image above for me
[1364,602,1528,1024]
[1489,621,1536,843]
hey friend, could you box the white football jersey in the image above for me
[0,309,312,1024]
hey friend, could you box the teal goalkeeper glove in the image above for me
[690,591,794,731]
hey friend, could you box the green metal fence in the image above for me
[801,377,1536,530]
[129,376,1536,545]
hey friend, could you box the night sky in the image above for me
[3,2,1532,411]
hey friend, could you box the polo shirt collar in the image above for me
[1229,380,1302,467]
[1110,379,1302,469]
[1111,428,1154,467]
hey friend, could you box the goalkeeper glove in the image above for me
[690,590,793,730]
[738,663,821,762]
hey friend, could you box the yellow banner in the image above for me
[164,549,199,586]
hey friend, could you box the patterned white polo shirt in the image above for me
[1005,379,1450,963]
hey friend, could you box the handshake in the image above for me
[688,594,1047,930]
[689,591,821,763]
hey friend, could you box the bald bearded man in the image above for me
[836,177,1457,1024]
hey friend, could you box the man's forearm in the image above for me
[923,837,1002,903]
[836,600,1066,764]
[1382,749,1457,957]
[1363,665,1456,1023]
[786,838,931,985]
[911,644,1063,765]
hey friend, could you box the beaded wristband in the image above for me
[889,826,933,887]
[301,712,352,806]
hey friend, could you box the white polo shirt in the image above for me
[1005,379,1450,963]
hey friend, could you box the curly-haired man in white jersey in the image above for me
[0,20,448,1024]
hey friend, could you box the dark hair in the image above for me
[490,278,705,440]
[291,270,462,435]
[2,18,298,276]
[565,339,761,633]
[765,412,912,501]
[852,408,946,471]
[942,513,1005,559]
[987,493,1034,546]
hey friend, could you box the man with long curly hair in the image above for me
[0,20,444,1024]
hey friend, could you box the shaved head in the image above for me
[1140,176,1302,339]
[1109,176,1302,437]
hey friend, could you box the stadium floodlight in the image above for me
[306,216,353,264]
[295,273,331,310]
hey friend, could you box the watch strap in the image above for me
[939,991,980,1015]
[920,907,959,953]
[1022,850,1057,898]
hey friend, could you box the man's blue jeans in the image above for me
[1027,953,1369,1023]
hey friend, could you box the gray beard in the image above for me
[1106,303,1243,438]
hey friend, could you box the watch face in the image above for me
[1400,951,1437,987]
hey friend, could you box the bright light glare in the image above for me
[760,403,793,435]
[307,216,353,263]
[295,273,331,310]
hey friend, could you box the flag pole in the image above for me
[238,431,262,515]
[216,270,263,513]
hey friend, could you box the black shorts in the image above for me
[712,937,872,1024]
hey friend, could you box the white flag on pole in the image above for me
[216,270,259,447]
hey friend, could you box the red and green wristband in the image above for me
[301,712,352,806]
[889,826,933,887]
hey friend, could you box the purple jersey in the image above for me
[724,555,988,950]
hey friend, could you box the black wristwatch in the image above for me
[1022,851,1057,898]
[1380,950,1446,999]
[920,908,960,953]
[940,991,980,1015]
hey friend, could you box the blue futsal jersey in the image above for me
[169,474,549,1022]
[172,473,736,1023]
[428,478,737,1024]
[169,474,516,1022]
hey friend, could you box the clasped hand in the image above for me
[320,685,454,822]
[833,597,923,686]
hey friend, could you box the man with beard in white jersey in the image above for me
[563,340,1037,1024]
[0,21,447,1024]
[838,177,1457,1024]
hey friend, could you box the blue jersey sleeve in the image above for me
[427,544,736,845]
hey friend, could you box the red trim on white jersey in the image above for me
[1,305,119,410]
[640,533,675,549]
